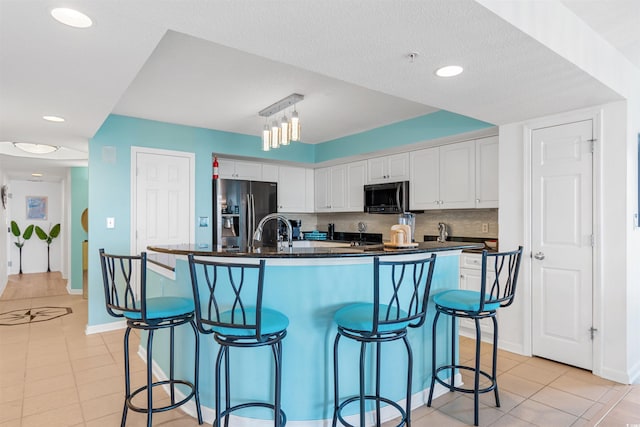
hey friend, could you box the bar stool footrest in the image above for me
[216,402,286,426]
[433,364,497,395]
[127,379,197,414]
[335,395,407,427]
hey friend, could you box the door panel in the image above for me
[531,120,593,370]
[135,152,192,255]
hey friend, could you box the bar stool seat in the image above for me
[332,254,436,427]
[188,256,288,427]
[427,246,523,426]
[99,249,203,427]
[123,297,195,321]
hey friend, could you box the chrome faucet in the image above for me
[437,222,448,242]
[252,213,292,250]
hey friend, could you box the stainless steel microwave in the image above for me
[364,181,409,214]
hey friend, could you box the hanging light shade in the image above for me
[262,123,271,151]
[280,115,290,146]
[291,109,301,142]
[258,94,304,150]
[271,120,281,149]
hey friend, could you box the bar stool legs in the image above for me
[121,319,203,427]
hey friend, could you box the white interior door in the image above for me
[133,149,194,256]
[531,120,593,370]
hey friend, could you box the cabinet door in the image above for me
[346,161,366,211]
[367,157,387,184]
[475,136,499,208]
[314,167,330,212]
[262,163,279,183]
[329,164,347,211]
[409,148,440,210]
[387,153,409,181]
[234,160,263,180]
[278,166,307,212]
[439,141,475,209]
[217,158,236,179]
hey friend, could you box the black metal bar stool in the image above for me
[188,256,288,427]
[427,246,523,426]
[332,254,436,427]
[99,249,203,427]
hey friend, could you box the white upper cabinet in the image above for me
[315,161,367,212]
[475,136,499,208]
[409,140,476,210]
[367,153,409,184]
[346,160,367,212]
[439,140,476,209]
[262,163,279,182]
[409,147,440,210]
[217,158,263,180]
[277,166,314,213]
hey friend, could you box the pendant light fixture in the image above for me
[258,93,303,151]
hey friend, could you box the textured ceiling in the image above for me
[0,0,636,181]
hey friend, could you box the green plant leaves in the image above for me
[10,220,20,237]
[23,224,34,240]
[50,223,61,238]
[34,224,60,245]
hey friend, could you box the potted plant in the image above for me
[35,223,61,273]
[10,221,34,274]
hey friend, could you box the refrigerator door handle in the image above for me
[246,193,252,247]
[250,193,256,242]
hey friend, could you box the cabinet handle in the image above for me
[476,199,480,203]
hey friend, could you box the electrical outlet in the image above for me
[482,223,489,233]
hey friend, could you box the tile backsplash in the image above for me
[290,209,498,241]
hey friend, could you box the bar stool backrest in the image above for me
[371,253,436,335]
[479,246,524,312]
[188,255,267,340]
[99,248,146,321]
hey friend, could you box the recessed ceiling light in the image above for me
[13,142,60,154]
[435,65,464,77]
[31,173,44,177]
[43,115,65,122]
[51,8,93,28]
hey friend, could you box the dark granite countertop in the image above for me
[148,240,483,260]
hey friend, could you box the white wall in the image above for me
[8,180,63,274]
[0,172,8,296]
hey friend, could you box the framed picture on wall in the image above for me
[26,196,47,220]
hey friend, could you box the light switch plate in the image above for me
[106,217,115,229]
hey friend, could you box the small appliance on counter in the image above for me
[280,219,303,240]
[384,224,419,248]
[398,212,416,242]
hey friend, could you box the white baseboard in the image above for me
[137,344,461,426]
[85,319,126,335]
[67,286,82,295]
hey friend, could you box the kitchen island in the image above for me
[145,241,482,425]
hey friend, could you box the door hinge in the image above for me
[589,326,598,340]
[590,235,595,247]
[587,138,596,153]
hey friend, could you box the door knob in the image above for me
[534,252,545,260]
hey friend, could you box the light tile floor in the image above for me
[1,273,639,426]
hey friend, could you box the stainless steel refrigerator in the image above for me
[213,179,278,250]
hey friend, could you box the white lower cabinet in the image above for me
[459,253,495,337]
[277,166,314,213]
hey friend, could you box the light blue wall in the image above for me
[315,110,493,162]
[87,112,493,326]
[70,167,88,291]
